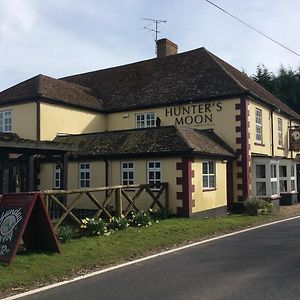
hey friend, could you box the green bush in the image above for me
[108,216,129,231]
[57,225,73,243]
[130,211,153,227]
[81,217,108,236]
[244,197,273,216]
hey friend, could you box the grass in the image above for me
[0,211,292,296]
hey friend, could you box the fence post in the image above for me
[115,188,122,217]
[165,183,169,210]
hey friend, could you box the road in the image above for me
[17,218,300,300]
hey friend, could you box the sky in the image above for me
[1,0,300,92]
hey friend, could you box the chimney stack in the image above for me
[156,38,178,58]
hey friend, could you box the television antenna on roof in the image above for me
[141,18,167,54]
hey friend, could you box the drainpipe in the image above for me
[271,110,275,157]
[290,119,293,159]
[36,99,41,141]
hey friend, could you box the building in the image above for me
[1,38,300,217]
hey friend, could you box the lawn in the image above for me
[0,211,295,297]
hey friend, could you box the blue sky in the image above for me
[1,0,300,91]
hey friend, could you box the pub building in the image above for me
[0,38,300,217]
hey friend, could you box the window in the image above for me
[53,163,61,189]
[278,118,283,147]
[147,161,162,189]
[291,164,296,192]
[202,161,215,189]
[279,165,287,193]
[255,164,267,196]
[0,110,12,132]
[270,164,278,196]
[255,108,263,144]
[79,163,90,188]
[136,112,156,128]
[121,162,134,185]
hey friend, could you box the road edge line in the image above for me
[3,215,300,300]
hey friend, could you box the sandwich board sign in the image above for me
[0,192,60,266]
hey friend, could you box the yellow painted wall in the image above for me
[0,103,37,139]
[249,100,300,158]
[40,103,106,140]
[107,158,181,214]
[39,160,106,209]
[249,101,272,156]
[192,159,227,213]
[39,158,181,214]
[107,99,240,149]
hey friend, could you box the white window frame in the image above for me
[278,117,283,147]
[53,163,61,189]
[279,165,288,193]
[270,163,278,196]
[147,161,162,190]
[253,158,297,197]
[0,110,12,132]
[254,164,267,197]
[202,161,216,190]
[291,164,296,192]
[252,158,279,198]
[121,161,134,186]
[136,112,156,128]
[79,163,90,188]
[255,108,263,144]
[279,162,297,193]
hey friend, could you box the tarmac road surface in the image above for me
[15,217,300,300]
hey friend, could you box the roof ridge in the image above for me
[204,49,249,92]
[54,125,178,140]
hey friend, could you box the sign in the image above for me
[289,128,300,152]
[165,101,223,127]
[0,192,60,266]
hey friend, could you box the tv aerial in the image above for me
[142,18,167,54]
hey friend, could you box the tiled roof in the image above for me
[1,46,299,120]
[0,74,102,110]
[0,132,77,152]
[54,126,236,159]
[61,47,300,119]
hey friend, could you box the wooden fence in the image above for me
[42,183,168,230]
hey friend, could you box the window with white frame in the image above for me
[255,164,267,196]
[253,158,296,197]
[147,161,161,189]
[255,108,263,144]
[53,163,61,189]
[0,110,12,132]
[202,161,215,189]
[136,112,156,128]
[279,165,288,193]
[291,164,296,192]
[121,162,134,185]
[79,163,90,188]
[278,118,283,147]
[270,164,278,196]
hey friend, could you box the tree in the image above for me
[251,64,300,114]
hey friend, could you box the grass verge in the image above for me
[0,210,297,297]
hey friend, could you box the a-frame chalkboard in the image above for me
[0,192,60,266]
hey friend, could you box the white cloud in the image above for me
[1,0,300,91]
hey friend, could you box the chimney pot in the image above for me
[156,38,178,58]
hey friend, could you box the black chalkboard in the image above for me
[0,193,60,266]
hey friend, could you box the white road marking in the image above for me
[3,215,300,300]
